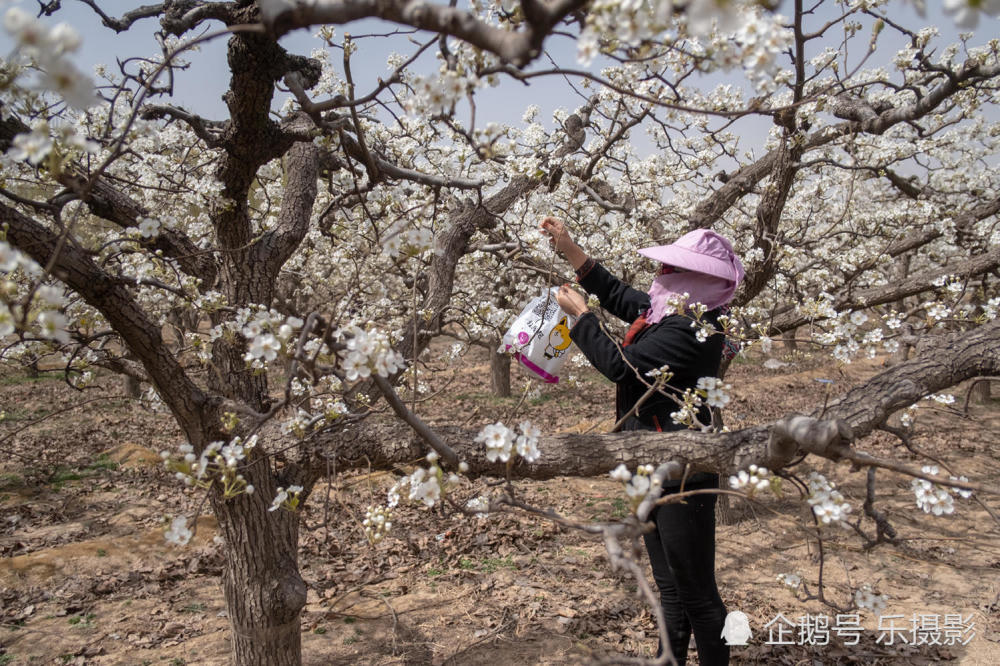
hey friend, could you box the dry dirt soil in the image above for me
[1,346,999,665]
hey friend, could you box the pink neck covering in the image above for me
[646,271,736,324]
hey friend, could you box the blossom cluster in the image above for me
[609,462,660,510]
[475,420,541,464]
[362,504,393,544]
[695,376,732,408]
[242,311,305,366]
[776,572,802,591]
[338,324,408,382]
[645,364,673,379]
[806,472,852,527]
[899,392,958,428]
[0,244,72,345]
[269,485,305,512]
[5,119,99,167]
[669,388,705,428]
[405,69,477,117]
[387,450,467,513]
[160,436,258,498]
[3,7,96,110]
[164,516,193,547]
[911,465,972,516]
[729,463,779,497]
[464,494,490,518]
[854,583,889,616]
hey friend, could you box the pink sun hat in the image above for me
[637,229,745,284]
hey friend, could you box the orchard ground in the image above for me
[1,343,999,665]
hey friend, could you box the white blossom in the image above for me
[476,421,515,463]
[38,309,70,343]
[806,472,852,527]
[696,376,731,408]
[609,463,632,482]
[164,516,192,546]
[854,584,888,615]
[137,217,161,239]
[515,420,541,463]
[246,333,281,362]
[943,0,1000,29]
[7,124,53,165]
[776,572,801,590]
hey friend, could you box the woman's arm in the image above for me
[569,313,722,384]
[577,262,650,323]
[541,216,649,323]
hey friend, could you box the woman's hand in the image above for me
[556,284,588,318]
[540,216,575,254]
[541,216,588,270]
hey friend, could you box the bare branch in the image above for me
[372,375,461,468]
[140,103,227,147]
[73,0,164,32]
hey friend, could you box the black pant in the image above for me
[643,474,728,665]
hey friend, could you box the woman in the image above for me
[540,216,744,665]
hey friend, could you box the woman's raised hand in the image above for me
[540,216,574,254]
[541,216,589,271]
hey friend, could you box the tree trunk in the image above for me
[893,253,911,314]
[969,378,992,403]
[888,323,913,366]
[490,340,512,397]
[212,451,307,666]
[123,375,142,399]
[782,327,798,353]
[716,474,755,526]
[25,354,39,378]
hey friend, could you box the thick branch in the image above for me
[258,0,588,67]
[140,103,227,147]
[768,243,1000,335]
[257,131,319,282]
[830,59,1000,135]
[159,1,240,36]
[0,201,217,445]
[0,111,218,285]
[332,319,1000,486]
[73,1,164,32]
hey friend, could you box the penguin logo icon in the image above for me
[720,611,752,646]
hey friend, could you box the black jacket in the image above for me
[569,260,724,433]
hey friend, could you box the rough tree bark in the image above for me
[211,457,307,666]
[490,336,512,398]
[331,319,1000,482]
